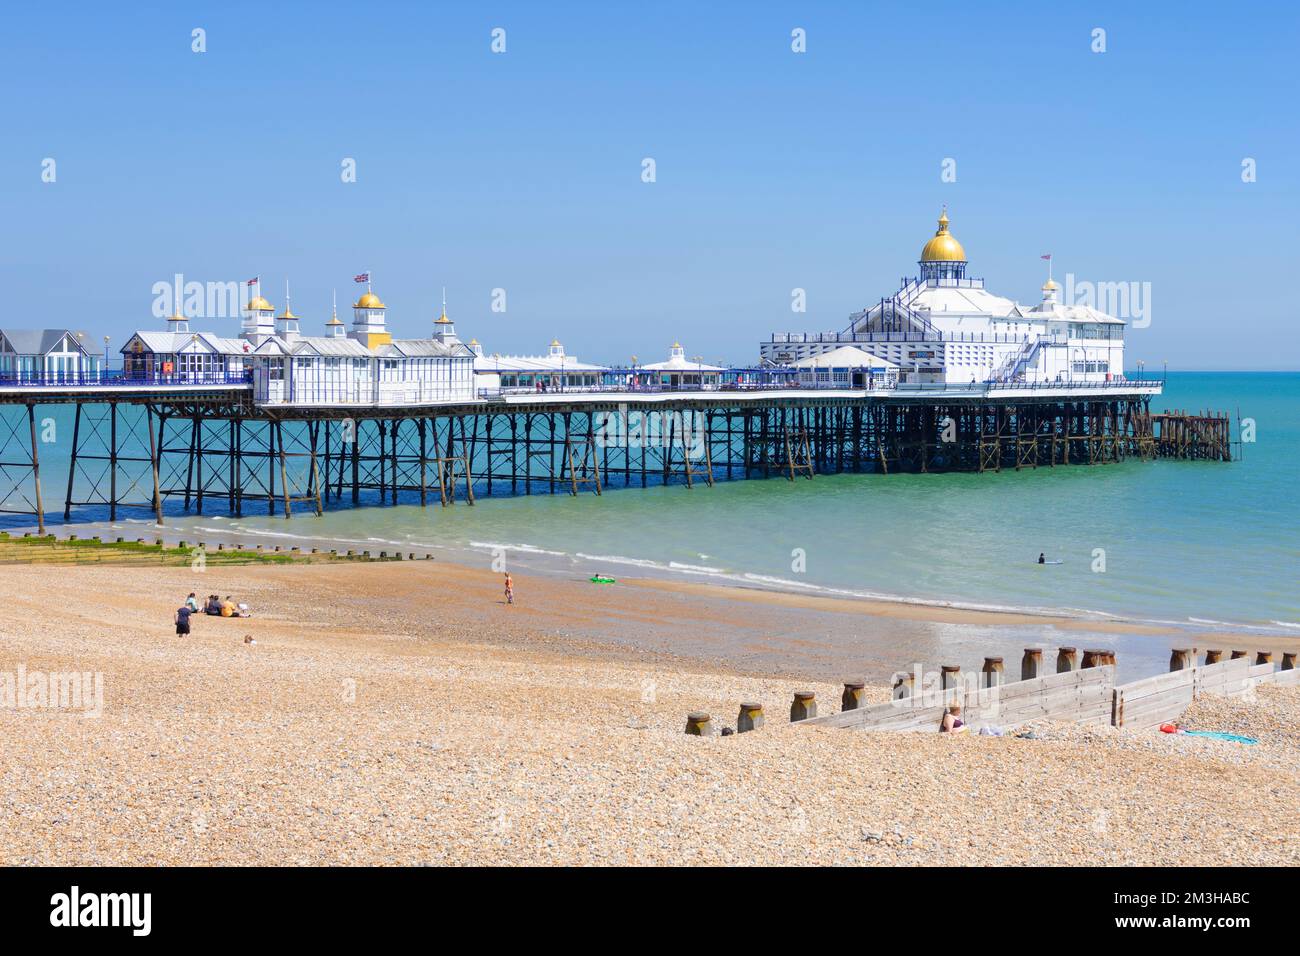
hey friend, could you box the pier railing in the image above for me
[0,370,251,388]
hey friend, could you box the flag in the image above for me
[353,273,370,283]
[1040,254,1052,261]
[246,276,259,286]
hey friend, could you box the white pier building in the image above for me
[123,283,477,406]
[761,211,1128,385]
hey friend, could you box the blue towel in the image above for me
[1182,730,1258,745]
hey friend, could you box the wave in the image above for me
[469,540,568,557]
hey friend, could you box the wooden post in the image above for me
[841,681,866,711]
[1169,648,1192,671]
[1231,649,1248,660]
[789,691,817,722]
[1204,649,1223,665]
[1255,651,1273,666]
[940,665,960,690]
[1056,647,1078,672]
[1021,648,1043,681]
[981,657,1004,688]
[1081,649,1106,669]
[892,672,915,699]
[1282,651,1297,671]
[736,702,764,733]
[684,712,714,737]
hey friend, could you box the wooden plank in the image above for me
[1273,668,1300,687]
[1115,690,1195,729]
[1113,667,1196,700]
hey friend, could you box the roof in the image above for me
[377,339,475,358]
[286,336,372,357]
[641,355,724,372]
[473,353,609,373]
[1026,302,1126,324]
[911,285,1019,317]
[2,328,93,355]
[790,346,897,369]
[121,331,251,355]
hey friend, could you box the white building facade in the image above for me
[124,283,476,407]
[761,211,1128,385]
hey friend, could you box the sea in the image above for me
[9,371,1298,637]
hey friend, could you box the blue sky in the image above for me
[3,1,1296,369]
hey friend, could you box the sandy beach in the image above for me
[0,559,1296,866]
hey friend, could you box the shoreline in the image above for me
[11,515,1300,645]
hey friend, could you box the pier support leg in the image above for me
[27,404,46,535]
[146,406,164,527]
[63,403,81,520]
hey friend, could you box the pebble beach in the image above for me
[0,561,1295,866]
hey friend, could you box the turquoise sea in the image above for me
[13,372,1300,634]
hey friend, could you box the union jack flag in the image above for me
[246,276,259,286]
[353,273,370,283]
[1040,254,1052,261]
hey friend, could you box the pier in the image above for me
[0,375,1231,534]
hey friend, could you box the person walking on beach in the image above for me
[503,572,514,606]
[175,602,192,638]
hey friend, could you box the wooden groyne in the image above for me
[686,644,1297,736]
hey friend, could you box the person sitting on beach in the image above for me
[175,602,192,638]
[205,594,222,615]
[185,592,199,614]
[940,703,967,734]
[220,596,237,618]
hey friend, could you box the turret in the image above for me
[326,290,345,338]
[432,288,460,346]
[242,279,276,342]
[918,208,968,283]
[350,283,390,348]
[276,281,301,342]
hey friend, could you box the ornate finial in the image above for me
[435,286,453,324]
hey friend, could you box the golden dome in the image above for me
[167,311,187,323]
[550,339,561,347]
[245,296,274,312]
[354,291,386,310]
[468,338,479,346]
[919,210,967,262]
[277,307,299,320]
[435,308,453,325]
[1042,279,1059,291]
[671,341,682,349]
